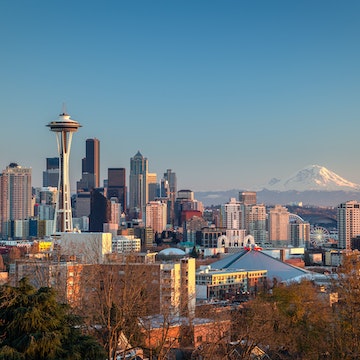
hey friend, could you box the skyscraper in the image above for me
[42,157,59,187]
[163,169,177,227]
[77,138,100,191]
[129,151,148,219]
[107,168,126,213]
[221,198,242,230]
[239,191,257,231]
[47,111,81,233]
[337,200,360,250]
[145,200,167,234]
[248,204,267,246]
[147,172,158,202]
[239,191,257,205]
[83,138,100,188]
[0,163,32,237]
[89,188,111,232]
[268,205,290,246]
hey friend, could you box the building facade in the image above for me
[42,157,59,187]
[107,168,126,213]
[247,204,267,246]
[129,151,148,219]
[337,200,360,250]
[77,138,100,192]
[146,201,167,234]
[0,163,32,238]
[268,205,290,246]
[220,198,242,230]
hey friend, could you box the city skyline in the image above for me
[1,1,360,191]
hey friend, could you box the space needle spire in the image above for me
[47,110,82,233]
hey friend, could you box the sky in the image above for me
[1,1,360,192]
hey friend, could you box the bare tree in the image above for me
[78,261,157,360]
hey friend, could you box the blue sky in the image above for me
[1,1,359,192]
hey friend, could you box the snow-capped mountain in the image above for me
[263,165,360,192]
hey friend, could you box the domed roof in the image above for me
[158,248,186,257]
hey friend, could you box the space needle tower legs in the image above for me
[47,111,81,233]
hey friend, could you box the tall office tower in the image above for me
[177,189,194,201]
[129,151,148,219]
[174,190,203,226]
[47,111,81,233]
[0,163,32,237]
[239,191,257,231]
[248,204,267,246]
[77,138,100,192]
[107,168,127,213]
[147,172,158,202]
[163,169,177,227]
[42,157,59,187]
[239,191,257,205]
[89,188,111,232]
[145,201,167,234]
[268,205,290,246]
[337,200,360,250]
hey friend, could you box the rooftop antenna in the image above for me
[61,102,68,116]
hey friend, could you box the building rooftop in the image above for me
[210,249,315,283]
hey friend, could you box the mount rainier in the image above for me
[195,165,360,207]
[263,165,360,192]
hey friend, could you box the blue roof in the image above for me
[210,250,312,283]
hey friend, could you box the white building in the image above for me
[158,255,196,317]
[54,232,112,264]
[221,198,242,230]
[112,235,141,253]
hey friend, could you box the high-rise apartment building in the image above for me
[107,168,126,213]
[290,221,310,248]
[77,138,100,192]
[0,163,32,237]
[268,205,290,246]
[248,204,267,246]
[337,200,360,250]
[42,157,59,187]
[220,198,242,230]
[145,201,167,234]
[129,151,148,219]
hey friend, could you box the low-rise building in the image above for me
[196,266,267,300]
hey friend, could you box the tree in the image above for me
[0,278,105,360]
[79,262,155,360]
[331,252,360,359]
[232,279,332,359]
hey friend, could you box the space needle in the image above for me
[47,110,81,233]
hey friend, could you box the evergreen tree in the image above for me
[0,278,105,360]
